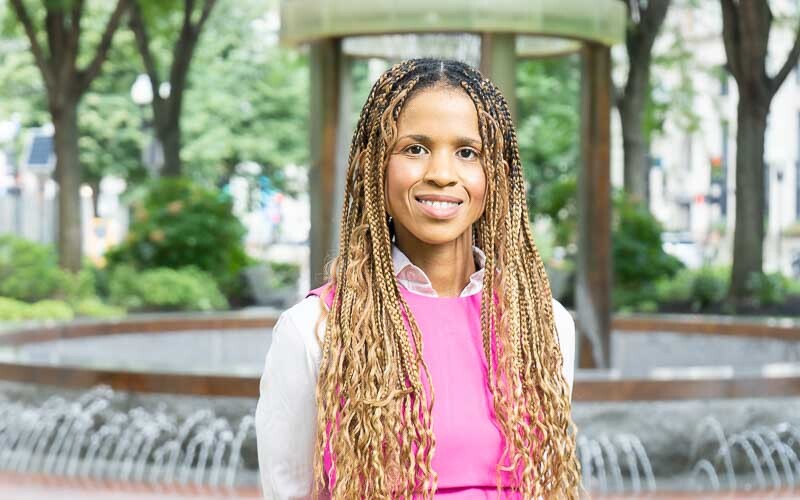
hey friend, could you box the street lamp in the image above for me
[130,74,163,177]
[130,73,153,106]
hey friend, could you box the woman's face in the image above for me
[385,85,486,248]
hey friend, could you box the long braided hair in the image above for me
[313,58,581,499]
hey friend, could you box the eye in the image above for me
[404,144,428,156]
[457,148,479,160]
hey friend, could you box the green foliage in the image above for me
[647,9,701,137]
[0,297,74,322]
[182,0,308,187]
[654,267,694,303]
[108,265,227,311]
[536,181,684,310]
[654,266,730,311]
[1,0,306,190]
[0,235,103,304]
[72,297,126,318]
[27,299,75,320]
[263,261,300,289]
[535,175,578,250]
[691,267,730,308]
[516,56,580,216]
[59,267,97,305]
[745,271,791,307]
[788,277,800,296]
[613,193,685,290]
[612,194,684,310]
[0,235,127,318]
[105,177,249,292]
[0,235,64,302]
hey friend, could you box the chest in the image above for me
[401,291,507,487]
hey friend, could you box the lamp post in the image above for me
[130,74,164,177]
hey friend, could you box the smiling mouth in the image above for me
[414,197,463,219]
[416,198,462,209]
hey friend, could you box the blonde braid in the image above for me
[312,58,581,499]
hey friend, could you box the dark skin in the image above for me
[384,85,487,297]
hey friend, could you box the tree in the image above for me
[2,5,149,214]
[127,0,217,177]
[615,0,671,206]
[516,55,581,217]
[181,0,308,188]
[8,0,130,271]
[719,0,800,301]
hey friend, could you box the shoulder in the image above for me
[274,295,326,357]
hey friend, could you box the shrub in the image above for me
[265,261,300,289]
[27,300,74,321]
[108,265,228,312]
[0,297,31,321]
[787,278,800,295]
[691,266,729,309]
[59,268,97,305]
[536,182,685,311]
[73,297,126,319]
[0,297,74,322]
[654,266,729,311]
[0,235,63,302]
[105,177,250,293]
[536,176,578,251]
[655,268,694,303]
[613,193,684,291]
[746,271,788,307]
[611,192,684,311]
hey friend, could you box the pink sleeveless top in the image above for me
[308,283,526,498]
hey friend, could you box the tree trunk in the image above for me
[615,0,671,207]
[52,98,83,272]
[729,96,768,301]
[158,117,181,177]
[619,89,650,205]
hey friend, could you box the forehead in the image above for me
[395,86,480,140]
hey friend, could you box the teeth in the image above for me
[419,199,460,208]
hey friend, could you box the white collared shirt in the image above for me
[255,245,576,499]
[392,244,486,298]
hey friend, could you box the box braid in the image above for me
[312,58,581,499]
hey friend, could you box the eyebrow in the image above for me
[398,134,482,147]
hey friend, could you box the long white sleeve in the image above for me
[552,298,576,396]
[255,298,323,499]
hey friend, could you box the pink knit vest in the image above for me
[308,283,526,498]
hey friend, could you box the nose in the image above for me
[422,150,458,187]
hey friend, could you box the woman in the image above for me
[256,58,580,499]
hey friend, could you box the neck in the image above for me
[395,230,476,297]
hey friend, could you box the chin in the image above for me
[411,228,469,246]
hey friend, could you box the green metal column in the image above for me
[309,38,344,287]
[479,33,517,120]
[577,42,612,369]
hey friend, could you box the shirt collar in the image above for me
[391,244,486,297]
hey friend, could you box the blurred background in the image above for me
[0,0,799,498]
